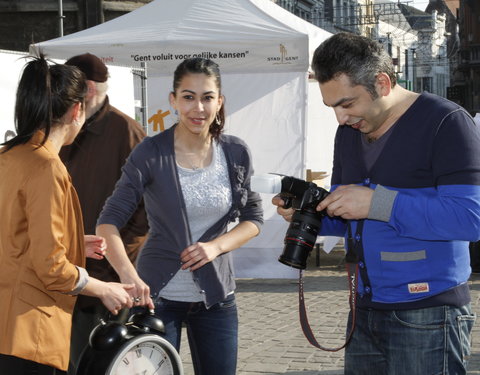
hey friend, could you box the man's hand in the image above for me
[272,195,295,222]
[317,185,374,220]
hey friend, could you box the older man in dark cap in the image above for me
[60,53,149,375]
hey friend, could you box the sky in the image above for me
[408,0,430,11]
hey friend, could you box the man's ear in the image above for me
[375,72,392,97]
[86,80,97,100]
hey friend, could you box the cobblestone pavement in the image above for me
[178,250,480,375]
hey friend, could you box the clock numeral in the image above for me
[122,357,130,366]
[158,358,165,368]
[135,348,142,358]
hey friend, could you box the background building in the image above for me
[0,0,149,51]
[1,0,479,113]
[452,0,480,114]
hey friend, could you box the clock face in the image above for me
[106,334,183,375]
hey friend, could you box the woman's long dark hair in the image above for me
[172,57,225,140]
[1,53,87,152]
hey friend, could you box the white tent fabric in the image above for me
[32,0,337,278]
[31,0,329,75]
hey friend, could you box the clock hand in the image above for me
[152,358,166,375]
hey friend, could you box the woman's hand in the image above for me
[180,242,222,272]
[179,221,259,272]
[99,282,135,315]
[81,278,137,315]
[96,224,154,309]
[84,235,106,260]
[120,273,155,310]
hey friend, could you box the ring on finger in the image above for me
[134,297,141,303]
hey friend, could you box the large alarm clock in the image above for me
[76,308,183,375]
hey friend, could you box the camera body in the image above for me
[252,174,330,269]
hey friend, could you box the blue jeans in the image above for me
[154,294,238,375]
[345,304,476,375]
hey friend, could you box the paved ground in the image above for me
[178,249,480,375]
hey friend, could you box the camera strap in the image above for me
[298,221,362,352]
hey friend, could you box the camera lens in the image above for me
[279,210,322,269]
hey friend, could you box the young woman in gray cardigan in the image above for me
[97,58,263,375]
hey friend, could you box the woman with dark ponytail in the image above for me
[0,55,135,374]
[97,57,263,374]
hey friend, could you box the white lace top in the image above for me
[158,141,232,302]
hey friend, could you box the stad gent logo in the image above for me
[267,44,299,64]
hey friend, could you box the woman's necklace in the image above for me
[184,151,203,170]
[174,127,213,170]
[177,142,212,170]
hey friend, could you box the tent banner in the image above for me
[33,40,309,76]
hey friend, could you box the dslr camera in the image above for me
[252,174,329,269]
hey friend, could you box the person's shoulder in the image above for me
[133,135,155,151]
[108,105,145,132]
[218,134,252,162]
[108,104,136,122]
[219,133,248,148]
[1,137,67,177]
[17,142,60,166]
[418,92,466,113]
[24,150,68,188]
[33,145,67,172]
[133,129,171,152]
[412,93,475,137]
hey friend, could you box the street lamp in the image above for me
[411,47,416,92]
[58,0,65,37]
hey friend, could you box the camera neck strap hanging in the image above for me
[298,220,363,352]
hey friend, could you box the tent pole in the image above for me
[140,62,148,133]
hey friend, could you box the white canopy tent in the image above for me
[32,0,338,278]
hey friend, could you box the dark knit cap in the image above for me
[65,53,108,82]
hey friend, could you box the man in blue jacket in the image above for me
[274,32,480,375]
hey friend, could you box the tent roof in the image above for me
[31,0,331,75]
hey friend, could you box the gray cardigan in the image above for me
[98,125,263,308]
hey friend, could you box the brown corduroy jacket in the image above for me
[60,99,148,297]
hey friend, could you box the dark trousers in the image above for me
[469,241,480,272]
[0,354,66,375]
